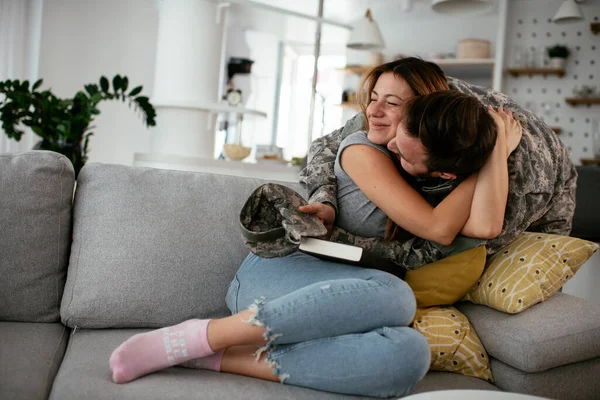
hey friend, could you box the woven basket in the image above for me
[457,39,490,59]
[223,144,251,161]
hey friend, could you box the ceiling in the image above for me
[249,0,499,24]
[226,0,501,57]
[250,0,398,23]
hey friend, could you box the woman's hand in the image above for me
[489,106,522,157]
[503,110,522,157]
[299,202,335,238]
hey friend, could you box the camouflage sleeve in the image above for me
[527,152,577,236]
[329,226,484,270]
[448,76,576,254]
[299,113,366,212]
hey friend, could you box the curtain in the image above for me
[0,0,43,154]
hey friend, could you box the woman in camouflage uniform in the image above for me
[109,58,521,398]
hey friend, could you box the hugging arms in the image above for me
[300,58,577,269]
[107,58,577,399]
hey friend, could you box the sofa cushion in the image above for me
[405,246,485,308]
[413,306,492,382]
[61,163,302,328]
[463,232,598,314]
[457,293,600,372]
[0,151,74,322]
[48,328,496,400]
[412,371,498,393]
[49,328,374,400]
[490,357,600,400]
[0,321,69,400]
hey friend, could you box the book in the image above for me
[298,237,406,280]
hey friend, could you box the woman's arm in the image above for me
[299,113,366,213]
[460,107,522,239]
[341,145,477,246]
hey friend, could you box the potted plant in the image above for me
[546,44,570,69]
[0,75,156,176]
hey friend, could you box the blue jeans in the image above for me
[225,252,430,398]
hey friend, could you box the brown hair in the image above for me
[403,90,497,175]
[383,90,498,241]
[358,57,449,128]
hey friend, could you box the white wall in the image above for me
[500,1,600,306]
[359,0,500,63]
[34,0,502,165]
[38,0,158,166]
[502,0,600,166]
[563,249,600,305]
[225,28,279,148]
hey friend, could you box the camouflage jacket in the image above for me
[299,77,577,269]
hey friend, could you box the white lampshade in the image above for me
[347,9,385,50]
[553,0,584,23]
[431,0,492,14]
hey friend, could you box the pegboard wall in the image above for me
[504,0,600,165]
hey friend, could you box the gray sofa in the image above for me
[1,150,599,400]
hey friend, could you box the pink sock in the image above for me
[109,319,214,383]
[178,350,224,371]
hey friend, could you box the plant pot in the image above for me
[34,139,85,177]
[550,57,566,69]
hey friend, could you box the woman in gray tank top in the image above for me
[109,59,521,398]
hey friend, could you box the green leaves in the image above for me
[0,74,157,174]
[133,95,157,127]
[128,86,142,96]
[100,76,109,92]
[112,75,122,91]
[32,79,43,91]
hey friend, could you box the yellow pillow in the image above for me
[405,246,486,308]
[412,306,493,382]
[463,232,598,314]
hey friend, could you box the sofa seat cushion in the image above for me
[0,151,74,322]
[490,357,600,400]
[457,293,600,372]
[412,371,498,394]
[61,164,301,328]
[49,328,497,400]
[0,322,69,400]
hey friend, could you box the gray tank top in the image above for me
[334,131,391,237]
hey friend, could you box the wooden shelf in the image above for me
[506,67,565,77]
[592,22,600,35]
[565,97,600,106]
[431,58,495,66]
[550,126,562,134]
[153,101,267,118]
[431,58,495,79]
[339,102,361,110]
[340,65,375,76]
[580,158,600,166]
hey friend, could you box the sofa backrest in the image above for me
[571,165,600,242]
[60,162,302,329]
[0,151,74,322]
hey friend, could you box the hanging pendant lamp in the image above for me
[431,0,492,14]
[347,9,385,50]
[553,0,584,23]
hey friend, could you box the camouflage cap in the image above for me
[240,183,328,258]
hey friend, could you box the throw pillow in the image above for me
[463,232,598,314]
[405,246,486,308]
[412,306,493,382]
